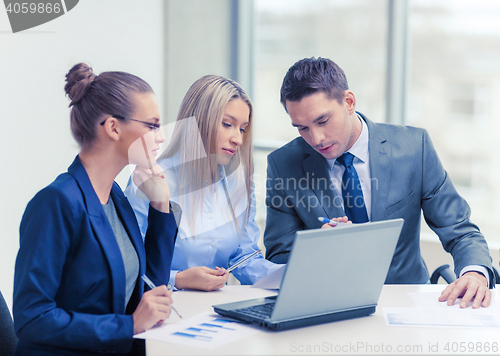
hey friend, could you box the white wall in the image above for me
[0,0,166,312]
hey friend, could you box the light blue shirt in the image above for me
[124,154,281,289]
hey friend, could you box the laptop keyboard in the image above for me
[235,302,275,319]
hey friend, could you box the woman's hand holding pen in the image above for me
[175,266,228,291]
[133,165,170,213]
[319,216,351,229]
[132,285,173,334]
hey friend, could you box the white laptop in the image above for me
[213,219,404,331]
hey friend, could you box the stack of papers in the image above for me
[383,291,500,328]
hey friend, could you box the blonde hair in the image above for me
[159,75,254,232]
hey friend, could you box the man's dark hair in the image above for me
[280,57,349,111]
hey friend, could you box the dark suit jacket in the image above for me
[264,113,493,284]
[13,156,179,355]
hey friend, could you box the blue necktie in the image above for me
[336,153,369,223]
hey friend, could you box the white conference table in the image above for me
[147,285,499,355]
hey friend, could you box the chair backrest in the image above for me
[0,291,17,356]
[430,264,457,284]
[432,264,500,285]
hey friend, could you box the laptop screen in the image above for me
[271,219,403,322]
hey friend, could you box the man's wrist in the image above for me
[463,271,488,287]
[460,265,490,288]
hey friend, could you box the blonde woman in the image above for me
[126,75,281,291]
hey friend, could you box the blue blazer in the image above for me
[13,156,179,355]
[264,113,493,284]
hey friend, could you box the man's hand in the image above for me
[438,271,490,309]
[321,216,351,229]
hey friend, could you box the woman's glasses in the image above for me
[100,115,160,132]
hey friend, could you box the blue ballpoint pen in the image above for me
[317,217,340,226]
[141,274,183,319]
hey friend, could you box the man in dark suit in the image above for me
[264,57,494,308]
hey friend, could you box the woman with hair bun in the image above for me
[13,63,179,355]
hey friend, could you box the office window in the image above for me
[253,0,389,228]
[447,83,490,124]
[408,0,500,243]
[254,0,388,142]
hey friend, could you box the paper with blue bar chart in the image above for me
[134,311,259,348]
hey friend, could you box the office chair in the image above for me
[0,291,17,356]
[493,266,500,285]
[431,265,500,285]
[430,264,456,284]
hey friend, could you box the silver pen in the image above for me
[141,274,183,319]
[227,249,262,273]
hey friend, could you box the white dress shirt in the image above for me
[326,115,371,219]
